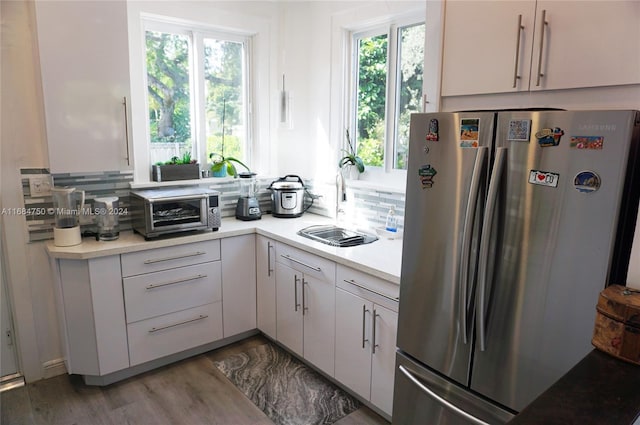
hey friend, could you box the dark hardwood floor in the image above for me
[1,335,389,425]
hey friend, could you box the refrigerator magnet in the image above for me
[535,127,564,147]
[528,170,559,188]
[418,164,437,189]
[507,119,531,141]
[426,119,439,141]
[574,171,601,193]
[570,136,604,150]
[460,118,479,148]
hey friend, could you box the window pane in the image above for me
[394,23,425,170]
[356,33,388,167]
[145,30,192,165]
[204,38,246,167]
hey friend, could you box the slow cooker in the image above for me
[268,175,311,218]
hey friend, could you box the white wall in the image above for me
[1,0,63,382]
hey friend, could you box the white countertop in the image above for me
[46,214,403,284]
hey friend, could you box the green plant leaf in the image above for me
[210,161,225,172]
[226,157,250,173]
[354,156,365,173]
[226,161,237,178]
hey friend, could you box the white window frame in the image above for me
[346,15,425,179]
[141,18,254,175]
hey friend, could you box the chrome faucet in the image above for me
[336,172,346,220]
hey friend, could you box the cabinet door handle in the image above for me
[143,251,205,264]
[512,14,524,88]
[148,314,208,333]
[362,304,370,349]
[122,96,131,166]
[302,278,308,316]
[145,274,206,290]
[372,309,380,354]
[294,275,301,312]
[536,9,548,86]
[267,242,274,276]
[342,279,399,302]
[280,254,322,272]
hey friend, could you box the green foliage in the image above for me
[356,34,388,145]
[155,151,196,166]
[354,24,425,170]
[146,31,192,145]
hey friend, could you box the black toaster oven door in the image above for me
[149,196,207,232]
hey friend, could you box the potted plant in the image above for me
[209,152,250,178]
[152,152,200,181]
[338,129,364,179]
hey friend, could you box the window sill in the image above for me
[130,176,237,189]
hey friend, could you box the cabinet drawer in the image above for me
[121,240,221,277]
[127,302,223,366]
[276,243,335,283]
[123,261,222,323]
[336,265,399,312]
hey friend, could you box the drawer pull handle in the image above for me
[148,314,208,333]
[372,309,380,354]
[267,242,274,276]
[145,274,207,290]
[362,304,370,349]
[343,279,399,302]
[280,254,322,272]
[143,251,206,264]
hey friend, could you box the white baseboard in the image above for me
[42,358,67,379]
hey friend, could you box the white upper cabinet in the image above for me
[34,0,132,173]
[441,0,537,96]
[530,1,640,92]
[441,0,640,96]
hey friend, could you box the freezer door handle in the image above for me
[459,147,488,344]
[398,365,491,425]
[477,147,508,351]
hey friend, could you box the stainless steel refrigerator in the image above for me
[393,110,640,424]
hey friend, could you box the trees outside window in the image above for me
[145,22,249,167]
[352,21,424,171]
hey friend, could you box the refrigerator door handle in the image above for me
[459,147,488,344]
[398,365,491,425]
[477,147,508,352]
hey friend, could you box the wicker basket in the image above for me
[592,284,640,365]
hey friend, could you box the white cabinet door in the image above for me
[221,235,257,337]
[530,1,640,91]
[441,0,536,96]
[370,304,398,418]
[58,256,129,376]
[442,0,640,96]
[256,235,277,339]
[335,288,372,400]
[302,273,335,377]
[34,0,132,173]
[275,262,303,357]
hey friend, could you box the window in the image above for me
[350,20,424,171]
[144,21,250,168]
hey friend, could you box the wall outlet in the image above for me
[28,175,53,196]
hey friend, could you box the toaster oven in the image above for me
[130,187,221,239]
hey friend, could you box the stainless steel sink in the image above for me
[297,225,378,247]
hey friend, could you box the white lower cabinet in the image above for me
[128,303,223,366]
[335,265,399,418]
[256,235,277,339]
[221,235,257,337]
[56,256,129,376]
[121,240,223,366]
[275,242,336,377]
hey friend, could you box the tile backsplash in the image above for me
[19,169,404,242]
[20,169,134,242]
